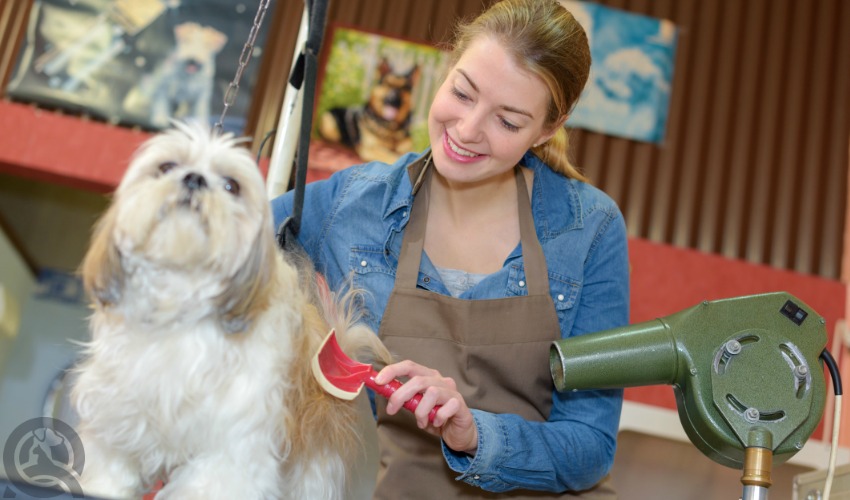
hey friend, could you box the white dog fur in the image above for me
[71,122,389,499]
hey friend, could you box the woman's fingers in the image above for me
[375,360,477,452]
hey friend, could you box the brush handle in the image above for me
[365,370,440,423]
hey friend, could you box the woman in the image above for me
[272,0,629,497]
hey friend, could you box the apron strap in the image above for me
[395,163,549,297]
[514,167,549,296]
[395,164,431,288]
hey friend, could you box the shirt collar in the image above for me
[381,149,431,220]
[521,151,583,238]
[381,149,584,237]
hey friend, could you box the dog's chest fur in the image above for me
[76,278,303,474]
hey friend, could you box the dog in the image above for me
[123,22,227,129]
[318,58,420,164]
[70,121,391,499]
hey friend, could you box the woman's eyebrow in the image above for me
[456,68,535,119]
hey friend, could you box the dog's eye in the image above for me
[223,177,240,196]
[158,162,178,174]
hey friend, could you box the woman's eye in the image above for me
[500,119,520,133]
[450,87,470,101]
[158,161,178,174]
[223,177,240,196]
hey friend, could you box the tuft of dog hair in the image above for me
[71,121,391,500]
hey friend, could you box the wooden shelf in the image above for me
[0,100,327,193]
[0,100,152,192]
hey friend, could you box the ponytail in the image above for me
[531,126,588,182]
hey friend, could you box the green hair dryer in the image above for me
[550,292,829,498]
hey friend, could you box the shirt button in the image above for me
[360,260,367,267]
[558,294,565,301]
[423,277,430,283]
[518,280,525,287]
[473,475,480,480]
[402,211,408,218]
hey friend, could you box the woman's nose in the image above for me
[455,108,485,144]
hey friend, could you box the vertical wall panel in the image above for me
[770,0,812,271]
[697,0,741,256]
[795,0,837,275]
[645,1,690,244]
[721,0,767,260]
[0,0,29,91]
[818,0,850,280]
[744,1,786,267]
[671,0,719,249]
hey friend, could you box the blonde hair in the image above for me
[450,0,590,182]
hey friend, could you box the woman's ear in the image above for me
[536,114,569,146]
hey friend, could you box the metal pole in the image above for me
[266,7,309,199]
[741,485,769,500]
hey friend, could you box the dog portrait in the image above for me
[124,21,228,128]
[318,57,420,164]
[71,122,391,499]
[310,26,448,172]
[5,0,272,134]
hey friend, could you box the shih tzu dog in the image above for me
[71,122,389,499]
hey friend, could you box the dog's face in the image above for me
[367,58,420,127]
[83,122,275,332]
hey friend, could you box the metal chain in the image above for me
[213,0,273,134]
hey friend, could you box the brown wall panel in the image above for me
[817,0,850,280]
[722,0,767,261]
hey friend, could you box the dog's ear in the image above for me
[407,65,421,87]
[215,224,276,334]
[203,26,228,54]
[80,205,125,307]
[377,57,391,79]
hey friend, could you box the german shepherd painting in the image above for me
[318,58,420,164]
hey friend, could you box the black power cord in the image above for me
[821,348,843,396]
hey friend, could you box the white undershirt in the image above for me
[434,266,490,298]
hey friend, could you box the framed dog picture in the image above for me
[309,25,450,173]
[5,0,277,134]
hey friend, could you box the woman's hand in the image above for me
[375,360,479,454]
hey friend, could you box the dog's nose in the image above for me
[182,173,207,191]
[384,91,402,108]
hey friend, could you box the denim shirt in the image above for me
[271,149,629,493]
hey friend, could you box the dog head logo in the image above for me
[2,418,85,498]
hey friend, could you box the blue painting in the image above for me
[562,1,678,144]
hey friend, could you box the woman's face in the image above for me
[428,36,558,185]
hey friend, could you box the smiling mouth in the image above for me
[446,133,481,158]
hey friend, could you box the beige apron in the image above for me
[373,156,616,499]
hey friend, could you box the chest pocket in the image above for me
[507,264,580,313]
[350,246,396,331]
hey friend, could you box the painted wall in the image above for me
[0,286,88,435]
[0,226,35,385]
